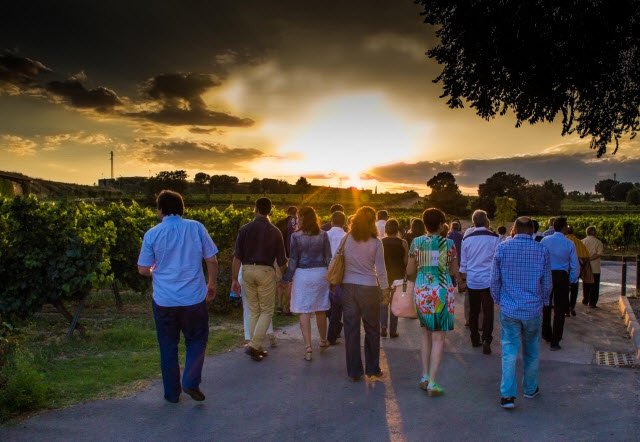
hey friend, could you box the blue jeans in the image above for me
[152,300,209,401]
[500,312,541,398]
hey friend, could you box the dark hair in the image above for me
[331,210,346,227]
[255,197,272,216]
[351,206,377,241]
[330,204,344,213]
[157,190,184,216]
[287,206,298,216]
[297,206,320,235]
[567,225,574,235]
[586,226,596,236]
[384,218,400,236]
[498,226,507,235]
[451,221,461,231]
[514,216,533,234]
[532,219,540,233]
[409,218,426,236]
[377,210,389,221]
[553,217,568,232]
[422,208,446,233]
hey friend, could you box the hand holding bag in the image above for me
[326,234,349,285]
[391,277,417,319]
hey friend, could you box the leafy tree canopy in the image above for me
[595,178,619,200]
[417,0,640,156]
[426,172,469,215]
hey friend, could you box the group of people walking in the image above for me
[137,190,604,410]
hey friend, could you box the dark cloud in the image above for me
[127,72,254,127]
[141,73,221,105]
[46,78,121,110]
[0,51,51,92]
[129,107,253,127]
[188,127,222,134]
[144,140,263,168]
[366,153,640,192]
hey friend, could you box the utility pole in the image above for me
[110,151,114,179]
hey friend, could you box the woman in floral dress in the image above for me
[406,208,459,396]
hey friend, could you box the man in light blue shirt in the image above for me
[138,190,218,403]
[540,217,579,350]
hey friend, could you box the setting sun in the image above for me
[274,93,421,186]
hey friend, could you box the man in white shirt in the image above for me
[460,210,500,354]
[375,210,388,238]
[582,226,604,308]
[326,211,347,345]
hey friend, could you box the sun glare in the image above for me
[276,93,419,187]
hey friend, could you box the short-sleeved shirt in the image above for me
[137,215,218,307]
[234,216,287,267]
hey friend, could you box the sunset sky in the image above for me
[1,0,638,195]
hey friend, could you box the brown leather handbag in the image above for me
[326,234,349,285]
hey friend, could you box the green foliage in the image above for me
[595,179,619,201]
[494,197,517,226]
[0,348,48,420]
[0,196,115,323]
[626,188,640,206]
[477,172,529,216]
[561,215,640,250]
[418,0,640,156]
[426,172,469,216]
[100,202,156,293]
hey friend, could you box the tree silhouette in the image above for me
[417,0,640,156]
[426,172,468,215]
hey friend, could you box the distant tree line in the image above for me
[110,169,640,213]
[425,171,640,217]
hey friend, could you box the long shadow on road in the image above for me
[2,294,639,441]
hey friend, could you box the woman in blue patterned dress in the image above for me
[406,208,459,396]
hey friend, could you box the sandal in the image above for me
[304,346,313,361]
[319,339,329,349]
[427,382,445,397]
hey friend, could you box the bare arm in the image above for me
[231,256,242,294]
[205,255,218,302]
[138,265,152,277]
[402,239,409,267]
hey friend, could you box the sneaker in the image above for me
[350,375,363,382]
[390,332,399,338]
[269,335,278,348]
[367,371,385,380]
[500,397,515,409]
[524,387,540,399]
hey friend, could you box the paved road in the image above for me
[2,291,639,441]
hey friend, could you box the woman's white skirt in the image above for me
[290,267,330,313]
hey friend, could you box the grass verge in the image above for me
[1,289,297,423]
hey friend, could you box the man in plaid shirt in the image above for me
[490,217,552,410]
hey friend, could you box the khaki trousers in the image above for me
[242,264,277,350]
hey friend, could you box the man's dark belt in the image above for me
[243,261,273,266]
